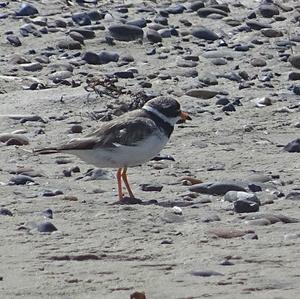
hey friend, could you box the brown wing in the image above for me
[86,116,157,148]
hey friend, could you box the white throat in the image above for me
[143,105,178,126]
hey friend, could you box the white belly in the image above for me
[68,134,169,168]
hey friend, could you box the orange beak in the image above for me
[180,111,192,122]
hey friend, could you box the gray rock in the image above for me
[98,51,119,64]
[186,89,219,99]
[37,222,57,233]
[284,138,300,152]
[197,8,227,17]
[9,175,34,185]
[261,28,283,38]
[259,4,279,18]
[285,192,300,201]
[190,182,246,195]
[57,39,82,50]
[126,18,147,28]
[251,57,267,67]
[224,191,260,204]
[192,27,219,41]
[69,29,95,39]
[288,72,300,80]
[146,29,162,43]
[48,71,72,81]
[15,3,38,16]
[0,208,13,216]
[140,183,163,192]
[6,35,22,47]
[289,55,300,69]
[234,200,259,213]
[108,24,143,41]
[190,1,205,11]
[22,62,43,72]
[190,270,223,277]
[246,20,271,30]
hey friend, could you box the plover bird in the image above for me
[35,96,191,202]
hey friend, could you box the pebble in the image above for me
[140,183,163,192]
[285,192,300,201]
[186,89,219,99]
[48,71,72,81]
[241,213,298,224]
[261,28,283,38]
[72,12,91,26]
[289,55,300,69]
[0,208,13,216]
[246,20,271,30]
[201,214,220,223]
[190,182,246,195]
[57,39,82,50]
[37,222,58,233]
[234,200,259,213]
[251,58,267,67]
[108,24,143,41]
[192,27,219,41]
[146,29,162,43]
[224,191,260,204]
[172,206,182,215]
[190,270,223,277]
[0,133,29,146]
[98,51,119,64]
[9,175,34,185]
[15,3,38,16]
[6,35,22,47]
[22,62,43,72]
[41,190,63,197]
[42,208,53,219]
[127,18,147,28]
[288,72,300,81]
[69,29,95,39]
[208,227,254,238]
[197,8,228,18]
[284,138,300,153]
[259,5,279,18]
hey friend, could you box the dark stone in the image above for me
[70,125,83,133]
[114,71,134,78]
[284,139,300,153]
[190,182,246,195]
[82,51,100,64]
[98,51,119,64]
[222,103,236,112]
[108,24,143,41]
[126,18,147,28]
[288,72,300,80]
[190,270,223,277]
[6,35,22,47]
[285,192,300,201]
[37,222,58,233]
[72,12,91,26]
[146,29,162,43]
[167,4,185,14]
[259,4,279,18]
[246,20,271,30]
[15,3,38,16]
[69,29,95,39]
[140,183,163,192]
[197,7,228,17]
[192,27,219,41]
[216,98,230,106]
[57,39,82,50]
[42,208,53,219]
[0,208,13,216]
[9,175,34,185]
[234,199,259,213]
[248,184,262,192]
[190,1,205,11]
[289,55,300,69]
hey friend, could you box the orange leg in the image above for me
[116,168,123,201]
[121,167,135,198]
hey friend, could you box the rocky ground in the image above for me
[0,0,300,298]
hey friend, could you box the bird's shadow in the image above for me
[111,197,197,208]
